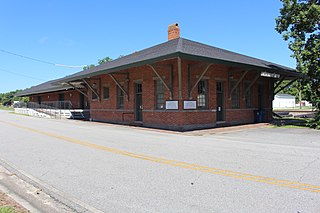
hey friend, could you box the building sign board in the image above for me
[261,72,280,79]
[166,101,178,110]
[183,101,197,109]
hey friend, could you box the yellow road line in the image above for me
[1,120,319,193]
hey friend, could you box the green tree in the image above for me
[98,56,112,65]
[276,0,320,128]
[83,64,95,70]
[279,80,308,105]
[83,56,113,70]
[0,90,29,106]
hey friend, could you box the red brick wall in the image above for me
[28,58,272,130]
[29,89,87,109]
[87,58,272,130]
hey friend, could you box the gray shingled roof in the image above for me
[17,37,300,96]
[57,37,298,83]
[15,79,72,97]
[275,94,296,99]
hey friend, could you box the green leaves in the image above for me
[98,56,112,65]
[83,64,96,70]
[0,90,28,105]
[83,56,113,70]
[276,0,320,128]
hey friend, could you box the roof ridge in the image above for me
[176,37,183,52]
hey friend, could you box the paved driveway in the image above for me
[0,110,319,212]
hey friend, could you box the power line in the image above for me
[0,48,55,65]
[55,64,84,68]
[0,48,84,68]
[0,67,46,81]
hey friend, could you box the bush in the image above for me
[307,113,320,129]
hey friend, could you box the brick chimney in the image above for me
[168,23,180,41]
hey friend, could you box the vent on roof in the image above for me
[168,23,180,41]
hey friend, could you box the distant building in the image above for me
[273,94,295,109]
[296,100,312,107]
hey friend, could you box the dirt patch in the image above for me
[0,191,29,213]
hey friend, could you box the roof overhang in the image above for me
[56,52,300,84]
[56,53,180,84]
[178,53,301,80]
[15,87,74,97]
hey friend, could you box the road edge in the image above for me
[0,158,104,213]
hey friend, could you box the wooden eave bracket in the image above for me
[273,75,287,91]
[82,79,100,100]
[189,63,213,99]
[274,75,286,91]
[228,70,249,98]
[108,73,129,101]
[148,64,173,100]
[242,73,260,98]
[274,78,298,94]
[66,82,89,98]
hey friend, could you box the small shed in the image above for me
[273,94,296,109]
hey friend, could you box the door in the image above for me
[258,84,264,110]
[79,93,85,109]
[216,81,224,122]
[37,96,42,105]
[58,93,65,109]
[135,83,143,122]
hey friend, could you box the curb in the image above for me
[0,158,104,213]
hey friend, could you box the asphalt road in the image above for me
[0,110,319,212]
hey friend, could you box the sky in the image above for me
[0,0,295,93]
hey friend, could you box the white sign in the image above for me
[261,72,280,79]
[184,101,197,109]
[166,101,178,110]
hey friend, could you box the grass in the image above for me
[272,117,320,130]
[271,117,310,128]
[0,106,14,111]
[273,106,315,111]
[270,124,307,129]
[0,191,28,213]
[9,112,30,117]
[0,207,16,213]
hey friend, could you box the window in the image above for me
[37,96,42,105]
[58,93,64,102]
[155,79,165,109]
[231,81,240,108]
[244,82,252,108]
[103,85,109,100]
[217,81,223,93]
[197,80,208,109]
[136,83,142,94]
[91,83,98,100]
[117,85,124,109]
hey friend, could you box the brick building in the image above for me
[17,23,300,130]
[17,79,89,109]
